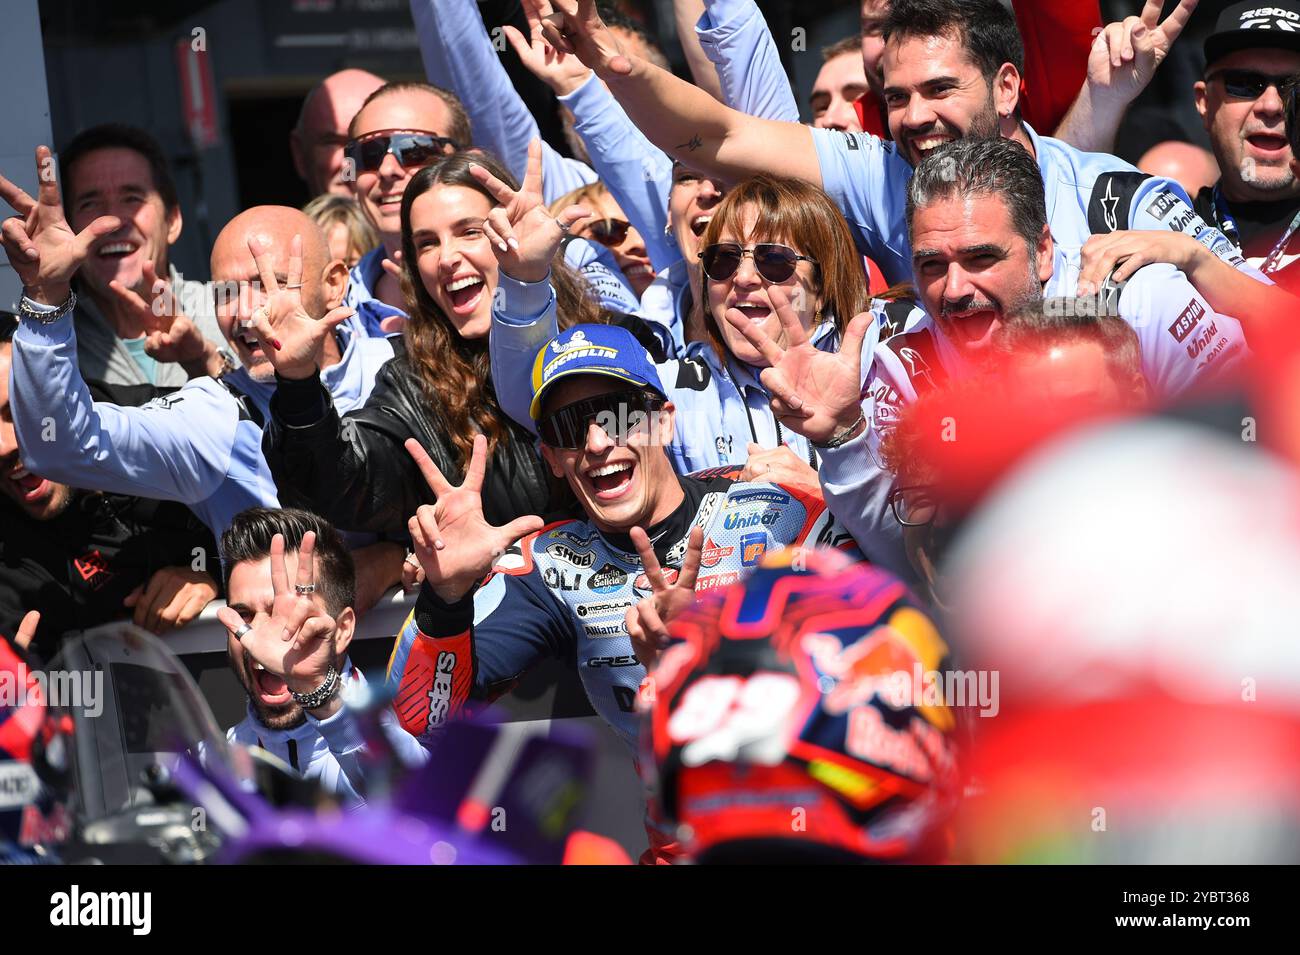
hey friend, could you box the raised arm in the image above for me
[1,147,243,512]
[409,0,597,204]
[1053,0,1198,153]
[673,0,725,101]
[695,0,801,123]
[529,0,820,186]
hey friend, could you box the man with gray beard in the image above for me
[1190,2,1300,275]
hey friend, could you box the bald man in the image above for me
[1138,141,1221,199]
[0,167,393,538]
[291,69,386,198]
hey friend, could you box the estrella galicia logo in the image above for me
[588,562,628,594]
[740,533,768,566]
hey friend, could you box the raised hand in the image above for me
[108,260,209,367]
[738,442,818,488]
[406,434,545,603]
[215,532,339,698]
[523,0,632,80]
[504,16,593,96]
[0,145,120,303]
[469,138,590,284]
[124,566,220,634]
[624,525,703,668]
[1077,228,1205,295]
[1087,0,1197,108]
[9,610,40,652]
[722,286,872,445]
[246,233,354,379]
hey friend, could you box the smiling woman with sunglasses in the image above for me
[488,168,869,479]
[549,182,656,298]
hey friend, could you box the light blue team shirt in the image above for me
[121,335,159,385]
[10,311,394,540]
[811,122,1252,287]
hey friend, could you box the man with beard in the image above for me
[719,139,1245,586]
[892,137,1248,398]
[1191,2,1300,276]
[217,508,425,802]
[533,0,1248,287]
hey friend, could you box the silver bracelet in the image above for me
[291,665,339,710]
[811,412,867,451]
[18,290,77,324]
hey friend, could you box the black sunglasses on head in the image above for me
[538,388,665,449]
[698,242,817,283]
[1206,69,1293,100]
[344,130,460,173]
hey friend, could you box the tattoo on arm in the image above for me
[676,134,703,152]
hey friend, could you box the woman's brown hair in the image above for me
[398,152,601,471]
[698,174,868,362]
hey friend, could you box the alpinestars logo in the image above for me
[427,651,456,730]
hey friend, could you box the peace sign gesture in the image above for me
[0,145,120,304]
[722,286,873,445]
[1088,0,1198,108]
[624,525,703,668]
[215,532,342,704]
[523,0,632,81]
[245,233,355,380]
[406,435,545,603]
[469,138,590,285]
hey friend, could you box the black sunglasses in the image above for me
[538,388,665,449]
[887,484,938,528]
[585,218,632,247]
[1206,69,1293,100]
[698,242,818,283]
[344,130,460,173]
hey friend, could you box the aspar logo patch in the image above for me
[49,885,151,935]
[1168,299,1205,343]
[1144,190,1181,222]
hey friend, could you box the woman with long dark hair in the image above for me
[261,150,645,533]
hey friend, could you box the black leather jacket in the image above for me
[262,338,567,535]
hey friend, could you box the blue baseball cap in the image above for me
[529,323,667,422]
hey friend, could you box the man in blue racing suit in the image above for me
[386,324,859,752]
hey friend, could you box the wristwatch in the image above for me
[291,665,340,710]
[18,290,77,324]
[811,412,867,451]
